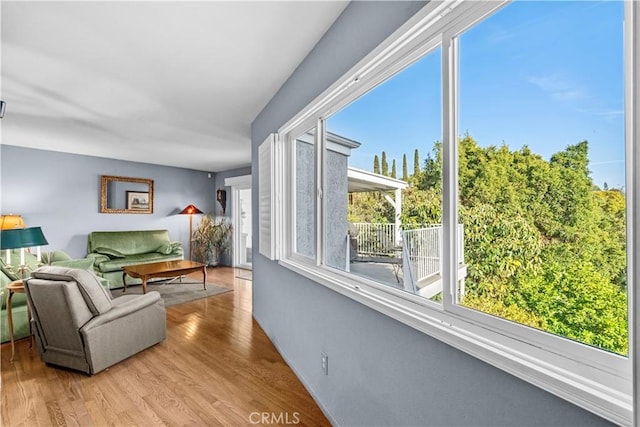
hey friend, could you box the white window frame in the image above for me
[269,1,636,424]
[288,118,322,263]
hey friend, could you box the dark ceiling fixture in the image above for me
[0,101,5,119]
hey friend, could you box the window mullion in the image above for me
[317,119,326,267]
[626,1,640,422]
[441,33,458,310]
[289,133,297,259]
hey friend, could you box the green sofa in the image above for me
[0,250,94,343]
[87,229,183,290]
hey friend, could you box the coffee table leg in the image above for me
[202,266,207,290]
[122,272,128,292]
[142,278,148,294]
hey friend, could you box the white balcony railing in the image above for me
[402,226,443,281]
[351,223,397,256]
[401,225,465,296]
[401,225,465,280]
[351,223,465,297]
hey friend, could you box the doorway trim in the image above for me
[224,174,252,269]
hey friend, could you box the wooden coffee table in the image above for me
[122,260,206,294]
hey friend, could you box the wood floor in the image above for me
[1,267,330,426]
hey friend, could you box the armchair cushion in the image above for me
[32,266,112,315]
[83,292,161,329]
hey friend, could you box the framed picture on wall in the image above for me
[126,191,150,210]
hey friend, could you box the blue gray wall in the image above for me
[251,2,611,426]
[0,144,220,260]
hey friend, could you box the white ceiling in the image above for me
[1,1,348,172]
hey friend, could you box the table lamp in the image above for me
[0,214,26,267]
[0,214,25,230]
[0,226,49,278]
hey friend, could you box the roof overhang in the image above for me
[347,167,408,193]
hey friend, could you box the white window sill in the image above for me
[278,258,633,426]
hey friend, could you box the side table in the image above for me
[6,279,29,362]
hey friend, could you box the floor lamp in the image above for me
[179,204,203,260]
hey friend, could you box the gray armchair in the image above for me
[24,266,166,375]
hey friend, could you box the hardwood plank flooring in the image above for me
[1,267,329,426]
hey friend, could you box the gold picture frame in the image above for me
[100,175,154,214]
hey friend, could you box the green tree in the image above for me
[402,154,408,181]
[373,155,380,174]
[419,141,442,191]
[382,151,388,176]
[546,141,593,238]
[460,203,542,286]
[584,189,627,287]
[400,186,441,227]
[348,192,394,224]
[447,134,628,354]
[515,258,627,354]
[350,130,627,352]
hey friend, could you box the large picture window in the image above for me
[455,1,627,355]
[324,47,443,299]
[271,1,635,423]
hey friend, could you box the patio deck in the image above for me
[347,223,466,299]
[349,259,404,289]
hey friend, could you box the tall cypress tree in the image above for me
[413,148,420,177]
[373,155,380,174]
[402,154,408,181]
[382,151,389,176]
[391,159,397,178]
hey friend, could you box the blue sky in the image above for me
[327,0,625,189]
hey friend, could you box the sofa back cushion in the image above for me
[31,266,113,315]
[88,230,171,257]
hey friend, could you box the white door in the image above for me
[235,188,252,269]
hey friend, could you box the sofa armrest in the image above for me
[81,292,163,331]
[86,253,109,270]
[41,250,71,264]
[169,241,184,257]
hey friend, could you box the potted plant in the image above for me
[210,218,232,265]
[192,215,232,266]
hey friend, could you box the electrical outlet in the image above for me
[321,353,328,375]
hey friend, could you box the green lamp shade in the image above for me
[0,227,48,250]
